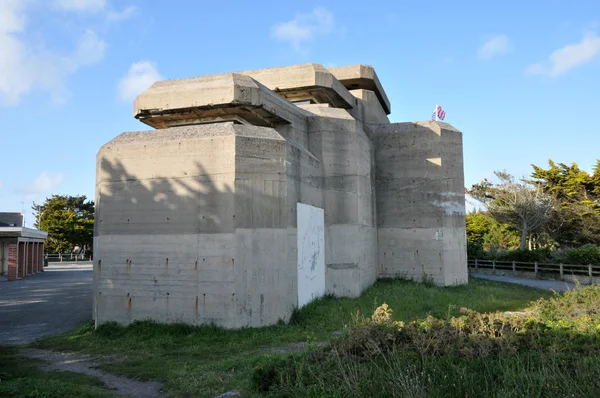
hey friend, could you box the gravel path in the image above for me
[21,348,165,397]
[471,273,576,292]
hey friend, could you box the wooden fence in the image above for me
[468,259,600,279]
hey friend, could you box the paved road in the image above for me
[472,273,576,292]
[0,264,92,345]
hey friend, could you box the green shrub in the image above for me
[255,287,600,396]
[497,248,552,263]
[563,244,600,265]
[467,242,486,259]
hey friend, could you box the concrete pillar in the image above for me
[373,122,467,286]
[17,242,25,278]
[7,244,18,281]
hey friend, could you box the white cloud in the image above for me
[107,5,136,22]
[271,8,334,53]
[118,61,162,101]
[0,2,107,105]
[478,35,512,59]
[17,172,64,195]
[53,0,106,12]
[54,0,136,22]
[71,29,107,67]
[526,32,600,77]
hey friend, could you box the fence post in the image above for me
[589,264,593,283]
[512,261,516,273]
[492,260,496,271]
[59,253,62,262]
[475,259,478,270]
[534,262,538,277]
[559,263,563,278]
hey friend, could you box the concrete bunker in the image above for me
[94,63,467,328]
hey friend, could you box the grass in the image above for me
[257,283,600,397]
[0,347,113,397]
[30,277,549,397]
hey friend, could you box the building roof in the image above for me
[133,63,392,127]
[0,212,23,227]
[0,227,48,240]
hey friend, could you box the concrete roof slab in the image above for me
[134,73,307,129]
[328,64,391,115]
[239,63,357,110]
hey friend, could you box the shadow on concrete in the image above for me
[97,157,286,237]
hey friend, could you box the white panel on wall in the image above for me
[297,202,325,308]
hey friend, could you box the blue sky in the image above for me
[1,0,599,226]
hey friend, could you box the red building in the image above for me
[0,213,47,281]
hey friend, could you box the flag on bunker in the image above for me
[431,105,446,121]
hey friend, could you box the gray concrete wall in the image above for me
[374,121,467,286]
[94,123,310,327]
[233,126,291,327]
[304,106,378,297]
[95,124,238,326]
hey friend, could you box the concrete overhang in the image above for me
[0,227,48,241]
[328,64,391,115]
[239,63,357,110]
[134,73,307,129]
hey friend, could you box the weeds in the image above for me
[256,285,600,397]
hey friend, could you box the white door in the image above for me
[297,203,325,308]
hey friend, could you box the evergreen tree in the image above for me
[531,160,600,246]
[32,195,94,254]
[468,172,554,250]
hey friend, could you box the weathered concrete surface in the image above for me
[328,64,391,114]
[0,264,92,345]
[95,123,298,327]
[240,63,357,109]
[374,121,467,285]
[134,73,310,129]
[95,63,468,328]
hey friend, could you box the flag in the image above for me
[432,105,446,121]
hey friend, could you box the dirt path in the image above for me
[21,348,165,397]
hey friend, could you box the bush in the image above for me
[469,246,600,265]
[255,288,600,396]
[497,248,552,263]
[562,244,600,265]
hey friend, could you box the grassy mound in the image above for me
[254,285,600,397]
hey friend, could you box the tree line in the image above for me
[467,159,600,263]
